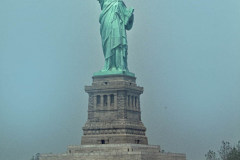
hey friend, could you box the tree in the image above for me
[227,147,240,160]
[236,141,240,151]
[30,153,40,160]
[205,150,219,160]
[205,140,240,160]
[218,141,232,160]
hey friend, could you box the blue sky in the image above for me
[0,0,240,160]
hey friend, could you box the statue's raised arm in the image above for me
[96,0,134,76]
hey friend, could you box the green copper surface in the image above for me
[96,0,134,76]
[94,69,135,77]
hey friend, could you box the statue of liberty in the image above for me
[96,0,134,76]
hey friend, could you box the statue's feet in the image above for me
[94,67,134,77]
[110,67,117,72]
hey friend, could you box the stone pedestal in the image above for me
[38,75,186,160]
[39,144,186,160]
[82,75,148,145]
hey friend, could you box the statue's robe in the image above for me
[99,0,134,71]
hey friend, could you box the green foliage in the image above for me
[205,150,219,160]
[237,141,240,151]
[218,141,232,160]
[205,140,240,160]
[227,147,240,160]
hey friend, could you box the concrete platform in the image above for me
[39,144,186,160]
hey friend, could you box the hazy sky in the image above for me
[0,0,240,160]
